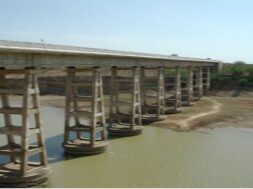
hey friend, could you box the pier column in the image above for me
[63,67,108,155]
[186,66,194,105]
[108,67,143,136]
[140,67,167,124]
[157,67,166,116]
[196,67,203,99]
[181,66,194,106]
[164,67,183,113]
[203,67,211,95]
[175,66,182,110]
[0,69,50,187]
[193,67,203,100]
[193,68,197,100]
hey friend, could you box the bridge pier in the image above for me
[193,67,203,100]
[108,67,143,137]
[0,69,50,187]
[175,66,183,111]
[203,67,211,95]
[181,66,194,106]
[108,67,143,136]
[63,67,108,155]
[140,67,167,124]
[164,67,183,113]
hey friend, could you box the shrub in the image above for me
[247,67,253,75]
[231,62,247,77]
[249,82,253,88]
[211,73,222,82]
[238,78,248,87]
[211,61,253,89]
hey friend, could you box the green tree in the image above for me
[231,61,247,77]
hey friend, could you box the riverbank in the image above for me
[153,96,253,131]
[153,98,222,131]
[10,94,253,132]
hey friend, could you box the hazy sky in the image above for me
[0,0,252,63]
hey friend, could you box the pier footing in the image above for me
[0,164,50,187]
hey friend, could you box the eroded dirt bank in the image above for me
[154,98,222,131]
[154,96,253,131]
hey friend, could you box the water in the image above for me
[2,106,253,187]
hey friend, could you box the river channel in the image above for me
[1,106,253,187]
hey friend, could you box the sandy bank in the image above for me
[157,99,222,131]
[153,96,253,131]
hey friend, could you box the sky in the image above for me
[0,0,253,63]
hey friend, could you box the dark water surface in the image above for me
[1,106,253,187]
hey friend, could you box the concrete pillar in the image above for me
[193,67,203,101]
[63,67,108,155]
[164,67,183,113]
[140,67,167,124]
[193,68,197,100]
[175,66,182,109]
[217,62,223,73]
[207,67,211,92]
[108,67,143,137]
[186,66,194,106]
[203,67,211,95]
[0,69,50,187]
[157,67,165,116]
[196,67,203,99]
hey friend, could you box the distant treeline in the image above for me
[211,61,253,90]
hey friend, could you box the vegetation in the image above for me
[211,61,253,90]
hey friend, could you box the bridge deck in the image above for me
[0,40,221,69]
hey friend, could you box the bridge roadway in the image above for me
[0,40,221,68]
[0,40,221,187]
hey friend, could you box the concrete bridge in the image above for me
[0,40,221,187]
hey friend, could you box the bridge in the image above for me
[0,40,221,187]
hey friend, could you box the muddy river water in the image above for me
[1,106,253,187]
